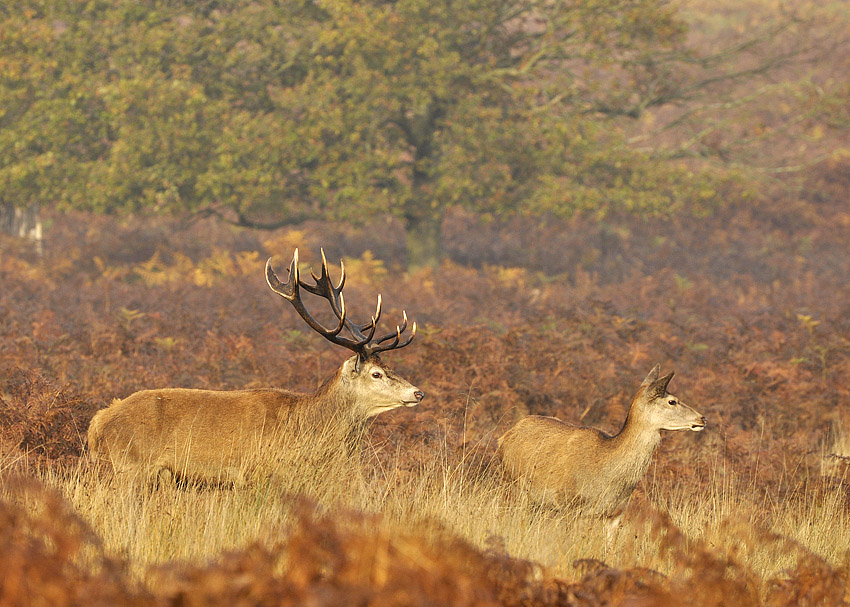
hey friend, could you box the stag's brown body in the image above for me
[87,249,423,485]
[497,365,705,519]
[88,388,310,485]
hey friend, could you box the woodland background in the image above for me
[2,0,850,605]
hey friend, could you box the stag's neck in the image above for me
[300,366,358,423]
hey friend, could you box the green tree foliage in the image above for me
[2,1,840,267]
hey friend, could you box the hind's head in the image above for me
[632,364,706,432]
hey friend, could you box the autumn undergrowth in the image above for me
[4,154,850,603]
[7,429,846,596]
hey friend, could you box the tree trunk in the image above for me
[0,202,43,255]
[405,214,442,270]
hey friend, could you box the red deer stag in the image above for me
[87,249,423,486]
[497,365,705,534]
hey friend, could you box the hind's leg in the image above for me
[604,512,624,552]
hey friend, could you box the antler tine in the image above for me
[268,248,416,359]
[337,256,346,291]
[371,309,408,344]
[359,294,382,332]
[299,248,349,321]
[348,294,380,348]
[307,248,326,288]
[322,248,346,293]
[301,248,329,294]
[265,250,299,300]
[266,252,349,342]
[361,311,379,344]
[391,320,417,350]
[365,316,417,356]
[331,292,348,336]
[310,248,346,289]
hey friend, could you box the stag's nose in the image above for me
[414,390,425,402]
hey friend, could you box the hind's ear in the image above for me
[647,371,675,400]
[640,364,662,388]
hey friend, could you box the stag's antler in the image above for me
[266,249,416,358]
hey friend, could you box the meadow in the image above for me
[2,157,850,604]
[2,0,850,602]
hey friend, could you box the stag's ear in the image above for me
[341,355,360,378]
[353,354,366,375]
[640,364,662,388]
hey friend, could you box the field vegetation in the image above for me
[3,167,850,603]
[3,0,850,605]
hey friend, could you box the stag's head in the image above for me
[338,355,423,418]
[631,364,706,432]
[266,249,424,418]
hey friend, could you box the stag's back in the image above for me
[87,388,307,484]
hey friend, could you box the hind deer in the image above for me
[497,365,705,536]
[87,249,424,486]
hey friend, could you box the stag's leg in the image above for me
[99,460,153,490]
[95,445,142,485]
[152,466,174,489]
[215,466,247,488]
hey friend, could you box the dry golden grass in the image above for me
[5,428,847,599]
[3,376,850,606]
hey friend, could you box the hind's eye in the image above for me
[668,399,676,405]
[372,371,383,379]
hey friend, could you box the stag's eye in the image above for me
[371,371,383,379]
[668,399,677,406]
